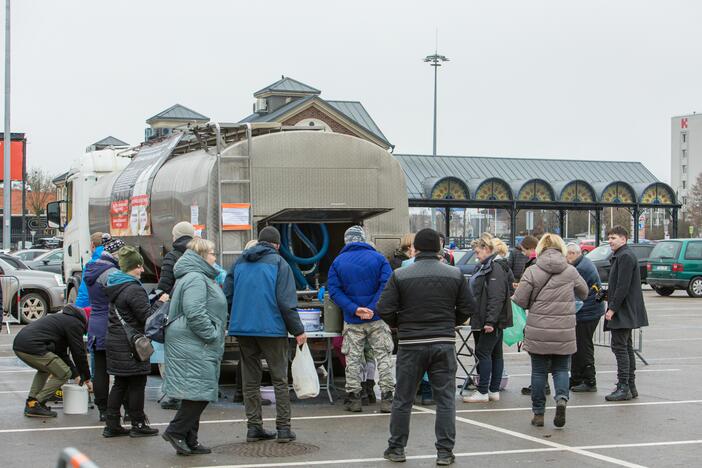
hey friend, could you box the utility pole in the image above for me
[3,0,11,249]
[424,50,449,157]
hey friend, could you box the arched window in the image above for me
[560,181,596,203]
[431,177,469,200]
[640,183,675,205]
[475,179,512,201]
[601,182,635,204]
[518,180,554,202]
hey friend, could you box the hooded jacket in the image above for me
[513,248,589,355]
[104,270,159,376]
[75,245,104,308]
[605,244,649,330]
[327,242,393,325]
[13,305,91,381]
[84,253,119,351]
[225,242,304,338]
[163,250,228,402]
[469,255,515,330]
[572,255,605,322]
[156,235,192,294]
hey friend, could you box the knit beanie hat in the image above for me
[172,221,195,241]
[258,226,281,245]
[344,225,367,244]
[103,235,125,254]
[413,228,441,253]
[118,246,143,272]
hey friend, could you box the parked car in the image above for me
[579,239,598,254]
[23,248,64,274]
[455,249,481,277]
[0,253,31,270]
[11,249,50,262]
[0,257,65,323]
[34,237,63,249]
[646,239,702,297]
[587,243,654,284]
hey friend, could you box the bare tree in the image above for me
[688,172,702,236]
[26,168,56,216]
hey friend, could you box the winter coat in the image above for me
[104,271,160,376]
[84,253,119,351]
[163,250,228,402]
[508,247,530,281]
[75,246,104,308]
[328,243,393,324]
[225,242,304,338]
[469,255,514,330]
[13,305,91,381]
[572,255,605,322]
[389,249,410,270]
[156,235,192,294]
[377,252,475,344]
[605,244,649,330]
[513,248,588,355]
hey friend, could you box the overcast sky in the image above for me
[2,0,701,183]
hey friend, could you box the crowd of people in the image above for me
[10,221,648,464]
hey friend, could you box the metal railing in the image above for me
[1,274,21,334]
[593,316,648,365]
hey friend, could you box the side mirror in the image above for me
[43,259,50,265]
[46,201,65,231]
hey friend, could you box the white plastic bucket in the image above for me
[261,386,276,404]
[62,384,89,415]
[297,308,322,332]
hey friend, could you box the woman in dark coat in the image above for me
[102,246,168,438]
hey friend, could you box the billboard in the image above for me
[0,136,26,181]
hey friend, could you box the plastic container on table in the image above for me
[297,308,322,332]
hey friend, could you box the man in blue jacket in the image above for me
[74,232,104,308]
[328,226,394,413]
[566,243,605,392]
[226,226,306,444]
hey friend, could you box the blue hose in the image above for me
[279,224,330,289]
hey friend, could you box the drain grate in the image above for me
[213,441,320,457]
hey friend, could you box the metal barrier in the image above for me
[56,447,99,468]
[593,316,648,365]
[1,275,21,334]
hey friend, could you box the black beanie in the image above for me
[413,228,441,253]
[258,226,281,245]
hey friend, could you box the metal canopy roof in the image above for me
[92,136,129,147]
[146,104,209,123]
[254,76,321,97]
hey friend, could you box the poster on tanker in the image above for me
[109,133,183,236]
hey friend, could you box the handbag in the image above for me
[144,300,173,344]
[114,306,154,362]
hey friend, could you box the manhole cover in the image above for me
[213,441,320,457]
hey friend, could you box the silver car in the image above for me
[11,249,50,261]
[0,257,65,323]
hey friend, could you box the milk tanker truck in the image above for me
[50,123,409,329]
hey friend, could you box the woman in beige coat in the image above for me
[513,234,588,429]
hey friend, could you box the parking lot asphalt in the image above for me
[1,289,700,468]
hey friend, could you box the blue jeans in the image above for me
[530,354,570,415]
[474,329,504,394]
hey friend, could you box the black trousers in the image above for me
[166,400,208,446]
[389,343,456,456]
[106,374,148,422]
[610,329,636,385]
[92,350,110,411]
[571,319,599,386]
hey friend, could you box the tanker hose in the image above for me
[279,223,329,289]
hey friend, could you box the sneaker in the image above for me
[436,453,455,465]
[188,443,212,455]
[246,426,276,442]
[531,414,544,427]
[24,399,57,418]
[462,390,489,403]
[571,383,597,393]
[130,419,159,438]
[605,383,632,402]
[162,432,192,456]
[47,388,63,405]
[488,391,500,402]
[383,447,406,462]
[554,400,567,428]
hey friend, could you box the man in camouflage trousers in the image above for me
[328,226,395,413]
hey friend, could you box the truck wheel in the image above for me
[19,292,49,323]
[67,286,77,304]
[687,277,702,298]
[653,286,675,296]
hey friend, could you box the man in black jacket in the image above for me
[508,235,538,282]
[13,304,92,417]
[377,228,475,466]
[604,226,648,401]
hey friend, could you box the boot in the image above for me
[605,383,632,402]
[276,427,297,443]
[531,414,544,427]
[24,398,57,418]
[437,452,456,466]
[360,385,370,406]
[554,399,567,428]
[571,382,597,393]
[629,379,638,399]
[246,426,277,442]
[365,380,377,404]
[383,447,406,462]
[380,391,393,414]
[102,414,130,438]
[161,432,192,455]
[345,392,362,412]
[130,417,159,437]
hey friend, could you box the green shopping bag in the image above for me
[503,301,527,347]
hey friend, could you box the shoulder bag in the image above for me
[114,306,154,362]
[527,269,554,309]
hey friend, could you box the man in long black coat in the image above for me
[603,225,648,401]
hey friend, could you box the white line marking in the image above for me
[414,405,645,468]
[456,399,702,414]
[645,356,702,362]
[647,338,702,342]
[579,439,702,450]
[507,368,680,378]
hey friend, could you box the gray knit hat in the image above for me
[344,225,367,245]
[172,221,195,241]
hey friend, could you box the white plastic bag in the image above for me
[291,343,320,399]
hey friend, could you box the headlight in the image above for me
[54,274,64,286]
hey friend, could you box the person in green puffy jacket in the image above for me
[161,239,227,456]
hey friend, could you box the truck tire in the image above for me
[687,277,702,298]
[653,286,675,297]
[18,292,49,324]
[67,286,78,304]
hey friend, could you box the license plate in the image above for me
[655,265,670,271]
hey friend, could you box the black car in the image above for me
[587,243,654,283]
[455,249,481,277]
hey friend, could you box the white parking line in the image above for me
[507,368,680,378]
[647,338,702,342]
[456,399,702,414]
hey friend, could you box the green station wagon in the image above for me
[646,239,702,297]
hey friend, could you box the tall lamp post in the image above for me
[3,0,11,249]
[424,52,449,157]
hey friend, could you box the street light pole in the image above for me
[3,0,11,250]
[424,52,449,156]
